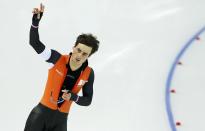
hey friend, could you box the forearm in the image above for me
[29,26,45,54]
[70,93,92,106]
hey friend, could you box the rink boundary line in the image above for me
[165,26,205,131]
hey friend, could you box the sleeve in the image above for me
[70,68,94,106]
[29,26,61,65]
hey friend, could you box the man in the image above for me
[24,3,99,131]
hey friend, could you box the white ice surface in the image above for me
[0,0,205,131]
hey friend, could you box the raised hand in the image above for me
[32,3,45,27]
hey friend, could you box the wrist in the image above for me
[75,96,79,102]
[70,92,78,102]
[31,24,39,28]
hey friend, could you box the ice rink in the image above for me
[0,0,205,131]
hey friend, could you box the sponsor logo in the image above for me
[55,69,63,76]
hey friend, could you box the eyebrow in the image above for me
[77,48,89,55]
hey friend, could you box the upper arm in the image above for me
[39,47,62,66]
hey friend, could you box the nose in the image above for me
[78,52,84,58]
[76,54,82,60]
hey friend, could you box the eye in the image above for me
[82,53,88,57]
[77,48,81,53]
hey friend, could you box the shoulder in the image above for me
[86,66,94,76]
[87,67,94,80]
[90,68,94,75]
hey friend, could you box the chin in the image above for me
[75,60,82,64]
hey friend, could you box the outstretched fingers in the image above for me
[40,3,45,12]
[32,3,45,14]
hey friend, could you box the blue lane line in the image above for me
[165,26,205,131]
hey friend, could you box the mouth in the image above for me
[76,58,81,62]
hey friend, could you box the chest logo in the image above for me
[78,80,88,86]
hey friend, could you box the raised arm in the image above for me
[30,3,45,54]
[29,3,61,65]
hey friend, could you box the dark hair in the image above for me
[75,33,100,56]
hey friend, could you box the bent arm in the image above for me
[70,69,94,106]
[29,4,61,65]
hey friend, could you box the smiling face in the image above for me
[70,43,92,67]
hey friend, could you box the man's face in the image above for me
[71,43,92,66]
